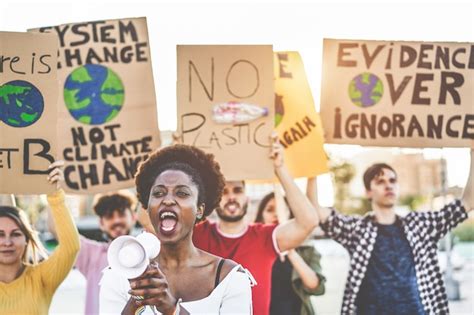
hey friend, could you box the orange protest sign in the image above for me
[274,51,328,177]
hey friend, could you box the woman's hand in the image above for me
[47,160,65,190]
[172,131,182,145]
[128,262,177,315]
[269,131,284,169]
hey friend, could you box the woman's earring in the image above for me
[197,204,205,219]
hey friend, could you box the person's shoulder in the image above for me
[194,219,216,231]
[219,259,239,281]
[80,235,106,247]
[248,222,277,233]
[217,259,254,287]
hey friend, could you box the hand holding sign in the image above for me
[47,160,65,190]
[270,131,284,169]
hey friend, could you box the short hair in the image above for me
[93,191,136,218]
[363,163,397,190]
[0,206,48,264]
[135,144,226,218]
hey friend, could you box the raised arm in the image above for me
[306,172,359,250]
[38,161,80,293]
[270,133,319,252]
[306,176,332,223]
[462,148,473,211]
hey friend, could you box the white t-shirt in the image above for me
[99,265,253,314]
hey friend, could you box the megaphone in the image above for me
[107,232,161,279]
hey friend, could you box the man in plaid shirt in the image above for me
[315,150,473,315]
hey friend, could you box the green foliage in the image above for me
[452,220,474,242]
[329,159,356,213]
[347,197,371,215]
[398,195,427,211]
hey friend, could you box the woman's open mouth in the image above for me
[159,210,178,235]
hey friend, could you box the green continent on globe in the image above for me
[64,89,91,110]
[100,68,125,115]
[71,66,93,83]
[63,64,125,125]
[348,72,383,108]
[274,94,285,127]
[0,85,31,104]
[0,80,43,127]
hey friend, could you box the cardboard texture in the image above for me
[0,31,58,194]
[177,45,275,181]
[320,39,474,148]
[31,17,160,193]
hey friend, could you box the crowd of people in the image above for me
[0,137,472,314]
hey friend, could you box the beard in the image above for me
[216,201,248,223]
[104,223,131,241]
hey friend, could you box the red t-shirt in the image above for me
[193,220,279,315]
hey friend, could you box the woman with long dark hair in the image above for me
[255,187,325,315]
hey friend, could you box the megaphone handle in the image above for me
[131,261,159,315]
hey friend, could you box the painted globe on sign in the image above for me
[274,94,285,127]
[348,72,383,108]
[0,80,44,127]
[64,64,125,125]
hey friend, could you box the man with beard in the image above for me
[53,191,137,315]
[192,135,319,315]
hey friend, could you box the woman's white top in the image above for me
[99,265,253,315]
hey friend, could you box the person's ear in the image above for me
[366,189,372,200]
[197,203,205,220]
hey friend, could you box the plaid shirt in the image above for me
[321,200,468,315]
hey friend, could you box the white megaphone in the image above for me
[107,232,161,279]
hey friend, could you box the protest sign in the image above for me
[275,51,328,177]
[177,45,274,180]
[320,39,474,148]
[32,17,160,193]
[0,31,58,194]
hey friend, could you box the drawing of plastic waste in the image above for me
[212,101,268,124]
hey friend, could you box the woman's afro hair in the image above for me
[135,144,226,217]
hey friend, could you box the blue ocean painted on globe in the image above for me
[63,64,125,125]
[0,80,44,127]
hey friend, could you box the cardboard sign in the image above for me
[275,52,328,177]
[320,39,474,148]
[0,32,58,194]
[177,45,275,181]
[31,17,160,193]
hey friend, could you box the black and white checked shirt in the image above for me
[320,200,468,315]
